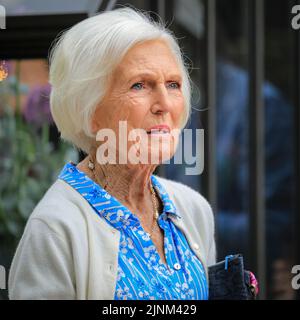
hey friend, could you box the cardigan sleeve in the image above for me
[194,190,217,266]
[206,203,217,266]
[8,217,76,300]
[190,188,217,267]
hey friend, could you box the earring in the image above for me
[88,159,95,170]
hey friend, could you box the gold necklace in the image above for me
[88,157,159,237]
[148,182,159,238]
[88,157,108,190]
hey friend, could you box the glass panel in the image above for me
[214,0,250,265]
[2,0,98,16]
[264,0,296,300]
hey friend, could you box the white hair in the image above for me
[49,7,192,153]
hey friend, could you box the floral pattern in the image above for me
[58,162,208,300]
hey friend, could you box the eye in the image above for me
[131,82,144,90]
[167,82,181,89]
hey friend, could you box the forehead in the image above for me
[115,39,181,77]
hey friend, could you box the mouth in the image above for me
[146,125,171,135]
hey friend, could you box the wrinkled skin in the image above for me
[77,39,185,265]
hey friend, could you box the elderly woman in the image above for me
[8,7,216,300]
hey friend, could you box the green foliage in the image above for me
[0,62,77,247]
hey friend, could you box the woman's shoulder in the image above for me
[26,179,91,238]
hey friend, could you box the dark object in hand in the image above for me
[208,254,258,300]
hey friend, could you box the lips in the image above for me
[146,125,171,134]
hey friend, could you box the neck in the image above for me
[78,154,161,216]
[98,162,156,204]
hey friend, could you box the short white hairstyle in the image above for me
[49,7,192,153]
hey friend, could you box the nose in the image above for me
[150,84,173,115]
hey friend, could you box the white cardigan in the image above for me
[8,176,216,300]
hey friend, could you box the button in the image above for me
[193,243,200,250]
[174,263,181,270]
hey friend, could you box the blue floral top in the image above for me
[58,162,208,300]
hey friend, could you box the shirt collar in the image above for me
[58,162,181,230]
[150,174,181,219]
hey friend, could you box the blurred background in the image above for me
[0,0,299,300]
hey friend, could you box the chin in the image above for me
[147,145,175,165]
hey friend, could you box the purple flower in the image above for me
[23,84,53,126]
[5,61,13,76]
[0,60,12,80]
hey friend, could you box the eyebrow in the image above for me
[127,72,182,83]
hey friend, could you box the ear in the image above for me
[90,107,100,134]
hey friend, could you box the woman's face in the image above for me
[92,39,185,165]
